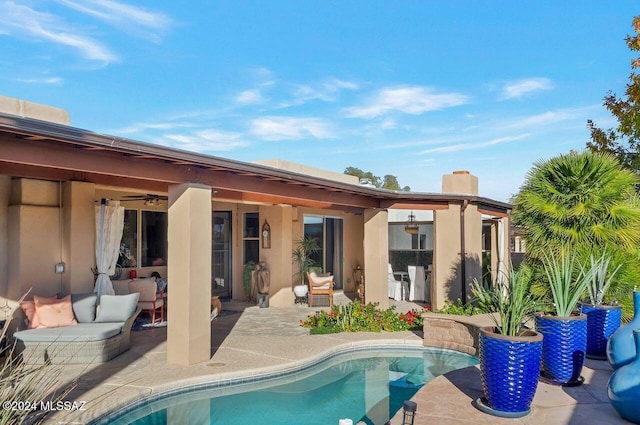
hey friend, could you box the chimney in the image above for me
[442,170,478,195]
[0,94,70,125]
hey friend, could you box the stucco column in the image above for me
[167,183,212,365]
[0,175,9,299]
[364,209,389,309]
[62,181,95,294]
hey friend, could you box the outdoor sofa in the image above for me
[13,292,140,365]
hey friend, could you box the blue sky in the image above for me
[0,1,638,202]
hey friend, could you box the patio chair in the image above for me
[307,271,334,307]
[408,265,427,301]
[388,264,408,301]
[129,278,165,325]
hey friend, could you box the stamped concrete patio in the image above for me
[45,292,629,425]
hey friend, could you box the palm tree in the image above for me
[512,151,640,260]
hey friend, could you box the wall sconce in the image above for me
[262,219,271,249]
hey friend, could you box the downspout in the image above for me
[460,199,469,304]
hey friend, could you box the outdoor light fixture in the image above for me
[404,211,419,235]
[261,219,271,249]
[401,400,417,425]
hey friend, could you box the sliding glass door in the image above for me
[212,211,232,299]
[303,216,344,289]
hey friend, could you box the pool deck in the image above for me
[45,293,629,425]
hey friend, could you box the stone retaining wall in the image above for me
[422,313,497,356]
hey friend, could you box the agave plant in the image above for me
[542,249,595,317]
[585,251,622,306]
[472,267,542,337]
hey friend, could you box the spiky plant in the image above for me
[542,248,595,317]
[472,267,542,337]
[585,250,622,306]
[512,151,640,260]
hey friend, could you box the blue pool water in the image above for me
[103,347,477,425]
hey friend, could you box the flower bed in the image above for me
[300,301,428,334]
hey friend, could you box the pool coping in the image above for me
[87,338,450,425]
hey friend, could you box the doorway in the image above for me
[304,216,344,289]
[212,211,232,299]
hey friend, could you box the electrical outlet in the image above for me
[55,262,65,274]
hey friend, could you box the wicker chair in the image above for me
[307,271,334,307]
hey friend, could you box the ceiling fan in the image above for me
[120,194,168,206]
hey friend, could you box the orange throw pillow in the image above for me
[23,296,57,329]
[19,300,36,328]
[34,295,77,329]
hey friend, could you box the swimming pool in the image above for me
[97,346,478,425]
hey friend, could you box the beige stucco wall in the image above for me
[259,204,294,307]
[253,159,359,185]
[62,181,96,294]
[433,171,484,310]
[0,176,10,307]
[0,94,70,125]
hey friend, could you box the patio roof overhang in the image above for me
[0,113,512,214]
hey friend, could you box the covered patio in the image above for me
[0,96,511,366]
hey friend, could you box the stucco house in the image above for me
[0,95,511,365]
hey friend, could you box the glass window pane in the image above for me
[244,212,259,238]
[244,240,259,264]
[142,211,168,267]
[118,210,138,268]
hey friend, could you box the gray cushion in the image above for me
[58,293,98,323]
[14,323,124,342]
[95,293,139,323]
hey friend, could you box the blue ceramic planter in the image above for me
[580,304,622,360]
[608,329,640,424]
[476,327,543,417]
[535,314,587,385]
[607,291,640,370]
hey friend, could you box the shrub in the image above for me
[435,299,481,316]
[300,301,428,333]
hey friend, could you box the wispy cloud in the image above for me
[251,116,334,140]
[345,85,469,119]
[56,0,174,43]
[501,77,554,100]
[235,89,265,105]
[419,134,530,154]
[0,1,117,63]
[17,76,63,85]
[163,129,250,152]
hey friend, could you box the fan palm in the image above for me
[512,151,640,260]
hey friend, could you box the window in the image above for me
[142,211,168,267]
[243,212,259,264]
[117,209,168,268]
[118,210,138,268]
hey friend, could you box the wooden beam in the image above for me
[381,201,449,210]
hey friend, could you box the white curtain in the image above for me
[497,219,507,284]
[94,199,125,297]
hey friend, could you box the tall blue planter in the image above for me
[476,327,543,418]
[607,290,640,370]
[580,304,622,360]
[535,314,587,385]
[608,329,640,424]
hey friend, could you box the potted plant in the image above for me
[291,237,320,301]
[535,249,594,386]
[471,267,544,418]
[580,251,622,359]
